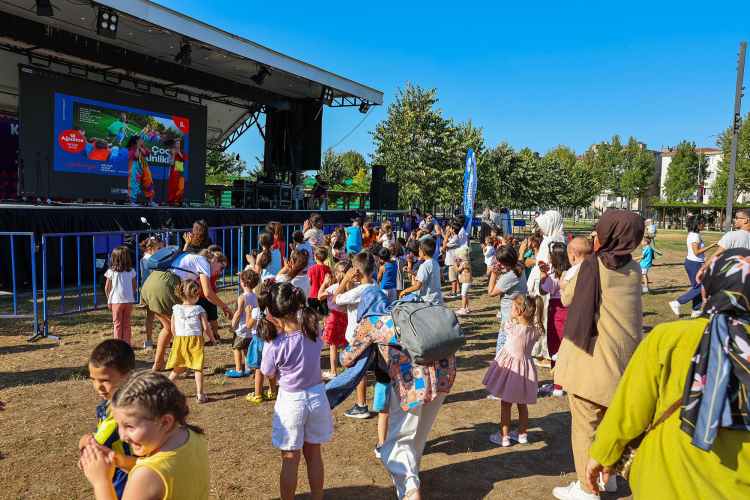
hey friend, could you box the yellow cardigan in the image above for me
[588,318,750,499]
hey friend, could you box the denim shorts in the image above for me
[373,381,391,411]
[272,382,334,451]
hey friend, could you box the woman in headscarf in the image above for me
[551,209,643,500]
[583,248,750,499]
[479,204,496,242]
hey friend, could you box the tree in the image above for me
[340,151,367,179]
[595,136,625,198]
[710,110,750,204]
[543,145,599,214]
[620,136,656,208]
[478,142,518,209]
[205,150,248,184]
[663,140,707,202]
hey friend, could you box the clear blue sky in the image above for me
[157,0,750,167]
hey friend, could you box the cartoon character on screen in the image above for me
[167,137,188,206]
[126,134,157,206]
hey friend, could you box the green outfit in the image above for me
[139,270,181,316]
[588,318,750,499]
[523,249,534,280]
[107,120,127,136]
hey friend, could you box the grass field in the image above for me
[0,225,717,499]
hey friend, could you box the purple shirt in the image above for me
[260,330,324,393]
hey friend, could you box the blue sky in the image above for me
[157,1,750,167]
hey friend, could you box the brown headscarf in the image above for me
[562,209,644,351]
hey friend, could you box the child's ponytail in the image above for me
[532,295,545,335]
[255,288,277,343]
[255,282,319,343]
[256,230,274,269]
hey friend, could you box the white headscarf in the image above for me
[527,210,567,294]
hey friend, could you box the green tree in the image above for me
[595,136,625,198]
[664,140,707,202]
[620,136,656,208]
[477,142,517,209]
[205,150,248,184]
[710,110,750,204]
[544,145,599,213]
[340,151,367,179]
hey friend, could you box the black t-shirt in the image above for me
[370,349,391,384]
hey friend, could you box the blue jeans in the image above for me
[678,259,703,311]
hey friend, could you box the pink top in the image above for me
[325,283,345,313]
[541,271,562,299]
[501,320,541,359]
[128,147,151,162]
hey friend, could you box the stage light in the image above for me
[175,43,192,66]
[35,0,53,17]
[320,86,333,105]
[359,102,370,114]
[97,8,118,39]
[251,67,271,86]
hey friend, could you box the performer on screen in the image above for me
[167,137,188,206]
[126,135,158,207]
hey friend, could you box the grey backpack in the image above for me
[391,300,466,364]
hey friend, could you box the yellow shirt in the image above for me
[130,428,210,500]
[588,318,750,499]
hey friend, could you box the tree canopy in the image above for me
[710,110,750,204]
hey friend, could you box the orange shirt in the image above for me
[88,148,110,161]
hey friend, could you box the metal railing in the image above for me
[0,232,42,341]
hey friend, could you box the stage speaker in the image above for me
[371,165,386,186]
[231,180,256,208]
[371,182,399,210]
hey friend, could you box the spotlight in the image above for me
[35,0,53,17]
[359,102,371,114]
[97,8,118,39]
[250,67,271,86]
[175,43,192,66]
[320,86,333,106]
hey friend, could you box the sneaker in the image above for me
[455,308,469,315]
[669,300,681,317]
[597,473,617,493]
[344,403,371,419]
[496,311,502,319]
[642,287,650,293]
[143,339,153,349]
[690,310,702,318]
[552,481,600,500]
[148,201,159,207]
[508,429,528,444]
[127,202,138,206]
[322,371,336,381]
[374,444,382,459]
[486,394,501,401]
[445,292,456,298]
[552,388,566,397]
[538,383,555,396]
[489,432,510,447]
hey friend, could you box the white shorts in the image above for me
[383,288,398,301]
[641,267,650,275]
[460,282,471,296]
[272,382,333,451]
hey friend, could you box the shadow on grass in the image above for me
[270,484,396,500]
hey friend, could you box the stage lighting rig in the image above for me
[320,86,333,105]
[97,9,119,39]
[175,43,193,66]
[35,0,53,17]
[251,67,271,86]
[359,102,371,113]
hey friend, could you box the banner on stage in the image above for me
[0,118,19,200]
[462,149,477,233]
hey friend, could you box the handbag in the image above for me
[174,160,185,173]
[612,398,682,480]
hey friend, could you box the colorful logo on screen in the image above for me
[58,130,87,153]
[173,117,189,134]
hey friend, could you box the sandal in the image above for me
[244,369,254,376]
[196,394,209,404]
[225,369,245,378]
[186,369,195,379]
[246,392,263,403]
[404,489,420,500]
[264,390,277,400]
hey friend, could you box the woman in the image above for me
[125,135,157,207]
[167,137,188,206]
[584,248,750,499]
[669,215,717,318]
[551,209,643,500]
[140,249,232,370]
[405,208,423,235]
[183,220,212,254]
[479,204,495,242]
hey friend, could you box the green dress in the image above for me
[588,318,750,499]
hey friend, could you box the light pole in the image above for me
[698,133,721,202]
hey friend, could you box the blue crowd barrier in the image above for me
[0,232,42,341]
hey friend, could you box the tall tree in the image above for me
[620,136,656,208]
[663,140,706,202]
[710,110,750,204]
[340,151,367,181]
[318,147,346,188]
[596,136,625,198]
[477,142,517,209]
[205,150,248,184]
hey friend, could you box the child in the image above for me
[303,213,325,248]
[488,246,528,354]
[482,294,544,446]
[372,349,391,460]
[390,243,407,296]
[482,236,496,277]
[538,242,571,397]
[362,220,375,249]
[167,280,216,403]
[276,249,312,299]
[290,230,314,270]
[105,246,137,345]
[491,227,503,249]
[502,234,518,247]
[346,217,363,253]
[331,225,347,261]
[77,339,135,498]
[257,283,334,500]
[399,238,444,305]
[246,283,279,402]
[560,237,593,291]
[245,230,282,284]
[80,371,211,500]
[322,234,335,269]
[405,238,422,277]
[635,235,654,292]
[378,247,398,301]
[138,236,163,348]
[225,269,260,378]
[455,245,473,315]
[333,252,378,418]
[443,221,462,298]
[379,221,396,248]
[307,247,333,315]
[318,261,351,380]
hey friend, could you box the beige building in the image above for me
[658,147,724,203]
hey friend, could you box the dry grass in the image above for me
[0,225,716,499]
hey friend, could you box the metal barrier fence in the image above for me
[0,232,41,341]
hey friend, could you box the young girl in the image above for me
[487,246,528,354]
[322,234,335,270]
[538,242,571,397]
[80,371,210,500]
[455,245,473,315]
[167,280,216,403]
[275,249,311,299]
[246,230,283,285]
[482,294,544,446]
[482,236,496,277]
[377,247,398,301]
[331,225,347,261]
[105,246,137,345]
[303,213,325,248]
[379,221,396,248]
[362,220,375,249]
[139,236,163,349]
[226,269,260,378]
[246,280,279,402]
[258,283,333,500]
[502,234,518,247]
[318,261,351,380]
[390,243,406,296]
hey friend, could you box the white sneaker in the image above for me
[690,310,702,318]
[489,432,510,447]
[322,371,335,381]
[143,340,153,349]
[669,301,681,316]
[598,473,617,493]
[455,308,469,315]
[552,388,566,397]
[508,429,528,444]
[552,481,600,500]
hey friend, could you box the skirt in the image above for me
[245,335,265,369]
[139,271,181,316]
[482,350,538,405]
[322,310,348,348]
[166,335,204,371]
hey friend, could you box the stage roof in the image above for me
[0,0,383,149]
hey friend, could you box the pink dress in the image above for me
[482,320,541,404]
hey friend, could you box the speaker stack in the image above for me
[370,165,399,210]
[231,179,257,208]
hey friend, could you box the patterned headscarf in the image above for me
[680,248,750,451]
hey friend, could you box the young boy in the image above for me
[560,237,594,291]
[307,247,333,316]
[399,238,444,306]
[443,221,462,297]
[78,339,136,498]
[290,230,314,270]
[635,235,654,293]
[346,217,363,254]
[333,251,378,418]
[225,269,260,377]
